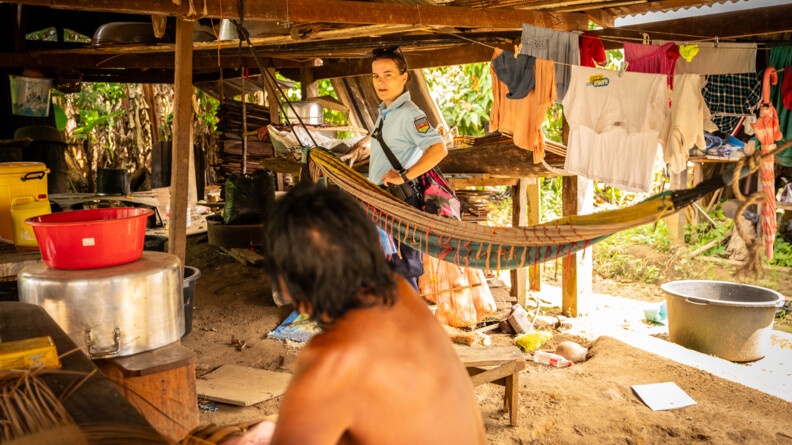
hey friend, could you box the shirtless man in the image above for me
[236,183,486,445]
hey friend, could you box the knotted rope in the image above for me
[729,139,792,277]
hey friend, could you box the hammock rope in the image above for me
[308,140,792,271]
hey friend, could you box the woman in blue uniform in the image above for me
[369,47,448,289]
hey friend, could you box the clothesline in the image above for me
[425,23,788,58]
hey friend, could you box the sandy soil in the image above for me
[181,235,792,445]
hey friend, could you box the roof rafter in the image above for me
[9,0,587,30]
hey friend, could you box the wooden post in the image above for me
[168,18,193,265]
[527,178,541,291]
[561,175,593,317]
[300,62,318,100]
[510,178,528,307]
[264,67,280,124]
[667,169,688,245]
[691,161,704,226]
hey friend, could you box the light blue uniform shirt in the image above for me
[368,92,444,185]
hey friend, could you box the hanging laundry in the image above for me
[662,41,757,75]
[660,74,708,174]
[624,41,680,89]
[491,50,537,100]
[701,72,762,135]
[579,32,606,68]
[519,23,579,102]
[490,48,556,164]
[562,66,669,192]
[783,67,792,110]
[679,44,699,63]
[752,68,783,260]
[769,46,792,167]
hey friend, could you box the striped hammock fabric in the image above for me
[309,148,738,270]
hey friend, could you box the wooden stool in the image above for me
[95,342,200,442]
[456,345,526,427]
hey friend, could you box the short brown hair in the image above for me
[372,46,408,74]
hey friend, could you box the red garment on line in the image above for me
[579,32,606,68]
[624,41,680,90]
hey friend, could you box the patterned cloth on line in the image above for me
[702,72,762,134]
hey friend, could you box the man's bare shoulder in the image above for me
[292,329,365,383]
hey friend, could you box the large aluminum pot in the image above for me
[285,101,323,126]
[18,251,184,358]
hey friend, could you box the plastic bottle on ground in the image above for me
[533,350,573,368]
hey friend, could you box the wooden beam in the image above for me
[10,0,586,30]
[447,177,518,188]
[312,43,499,80]
[299,60,319,101]
[560,175,593,318]
[585,9,616,28]
[526,178,541,292]
[439,144,565,177]
[597,3,792,41]
[666,169,687,245]
[510,178,528,307]
[167,18,193,266]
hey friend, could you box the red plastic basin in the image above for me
[26,207,154,270]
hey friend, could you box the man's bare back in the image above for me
[230,183,488,445]
[270,277,486,444]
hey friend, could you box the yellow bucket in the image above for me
[0,162,49,242]
[11,196,51,248]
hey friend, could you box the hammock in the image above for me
[308,147,762,271]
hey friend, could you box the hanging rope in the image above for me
[727,139,792,276]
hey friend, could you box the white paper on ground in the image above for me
[631,382,697,411]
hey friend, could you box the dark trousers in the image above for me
[382,184,424,290]
[388,242,423,291]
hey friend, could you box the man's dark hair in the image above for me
[263,182,397,325]
[372,46,409,74]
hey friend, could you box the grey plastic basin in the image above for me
[661,280,785,362]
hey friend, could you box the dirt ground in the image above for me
[181,235,792,445]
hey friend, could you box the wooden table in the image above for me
[0,302,169,443]
[456,345,527,427]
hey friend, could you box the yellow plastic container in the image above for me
[0,162,49,242]
[11,195,51,248]
[0,336,61,371]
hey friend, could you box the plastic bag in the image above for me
[468,267,496,321]
[223,169,276,225]
[435,266,477,327]
[420,255,493,327]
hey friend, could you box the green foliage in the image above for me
[540,177,563,223]
[25,27,57,41]
[770,238,792,268]
[196,89,220,133]
[425,63,492,136]
[594,244,662,284]
[52,102,68,131]
[318,80,348,127]
[72,108,123,160]
[484,187,513,228]
[593,223,668,284]
[25,27,89,42]
[542,104,563,143]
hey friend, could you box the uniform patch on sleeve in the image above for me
[414,116,430,134]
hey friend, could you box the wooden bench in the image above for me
[456,345,526,427]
